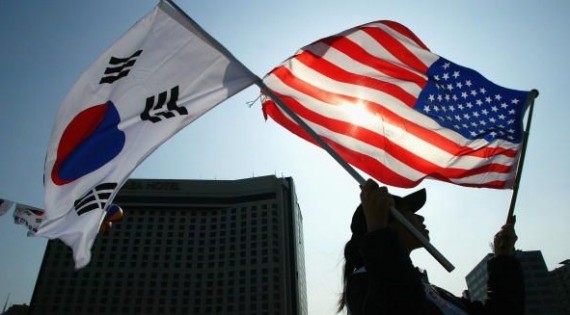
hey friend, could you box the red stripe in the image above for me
[295,50,417,107]
[378,21,430,51]
[360,26,429,73]
[317,35,427,88]
[268,66,518,159]
[263,98,510,188]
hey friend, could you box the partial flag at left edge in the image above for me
[38,1,256,268]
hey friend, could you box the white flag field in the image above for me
[38,1,257,268]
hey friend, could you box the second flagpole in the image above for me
[505,89,539,223]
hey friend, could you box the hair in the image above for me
[338,234,364,313]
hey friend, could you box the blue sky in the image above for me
[1,1,569,314]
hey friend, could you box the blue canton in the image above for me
[415,57,529,143]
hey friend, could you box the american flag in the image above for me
[261,20,531,189]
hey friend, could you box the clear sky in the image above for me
[1,1,569,314]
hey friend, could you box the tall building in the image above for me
[29,175,307,315]
[550,260,570,315]
[465,250,561,315]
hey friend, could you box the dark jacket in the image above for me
[346,229,525,315]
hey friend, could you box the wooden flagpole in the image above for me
[505,89,539,223]
[161,0,454,272]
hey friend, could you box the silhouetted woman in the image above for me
[338,179,524,315]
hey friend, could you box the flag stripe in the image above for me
[307,31,428,94]
[335,22,435,75]
[318,35,427,88]
[361,22,439,67]
[360,26,429,73]
[336,28,424,80]
[376,20,430,51]
[298,48,417,106]
[302,41,424,100]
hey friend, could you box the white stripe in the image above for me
[361,22,439,68]
[446,170,517,186]
[283,57,420,113]
[329,22,433,72]
[301,40,425,96]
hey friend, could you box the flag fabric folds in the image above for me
[261,20,531,189]
[39,1,256,268]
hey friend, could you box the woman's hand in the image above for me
[360,179,394,232]
[494,218,518,256]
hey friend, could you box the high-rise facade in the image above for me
[29,175,307,315]
[465,250,562,315]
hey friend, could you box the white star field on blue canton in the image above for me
[415,57,529,143]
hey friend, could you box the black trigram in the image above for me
[140,86,188,123]
[74,182,118,216]
[99,50,142,84]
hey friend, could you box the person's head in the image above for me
[338,188,426,312]
[350,188,427,251]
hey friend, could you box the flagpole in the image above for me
[506,89,539,223]
[161,0,454,272]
